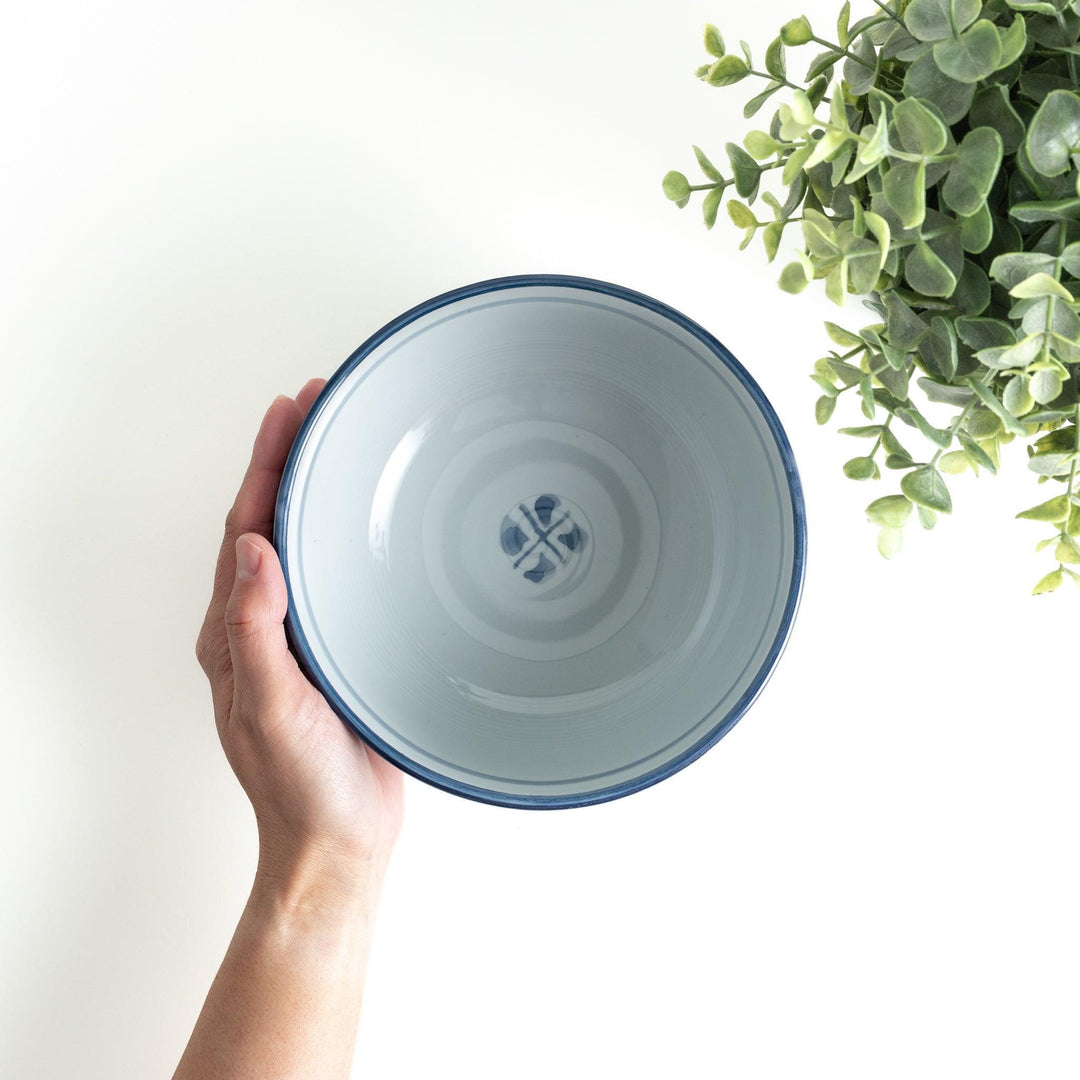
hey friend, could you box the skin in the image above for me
[175,380,404,1079]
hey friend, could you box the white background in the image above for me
[2,1,1078,1077]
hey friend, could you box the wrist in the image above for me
[252,827,389,935]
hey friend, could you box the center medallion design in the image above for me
[499,493,589,586]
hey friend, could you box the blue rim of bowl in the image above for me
[274,273,807,810]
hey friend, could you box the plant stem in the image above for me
[811,34,876,71]
[746,68,810,96]
[1057,13,1079,85]
[869,0,902,22]
[928,385,986,466]
[1039,223,1070,365]
[1056,405,1080,571]
[809,30,904,91]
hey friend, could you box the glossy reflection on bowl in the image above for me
[275,276,805,808]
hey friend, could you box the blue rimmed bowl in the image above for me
[275,275,806,809]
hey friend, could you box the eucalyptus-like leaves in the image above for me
[664,0,1080,592]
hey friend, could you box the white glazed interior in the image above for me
[282,284,799,800]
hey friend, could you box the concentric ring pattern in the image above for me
[275,276,806,808]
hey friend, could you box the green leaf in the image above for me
[957,431,997,472]
[1006,0,1059,13]
[989,251,1058,289]
[949,260,991,316]
[863,211,891,274]
[1027,10,1080,49]
[1033,569,1065,594]
[1057,536,1080,563]
[1069,503,1080,535]
[727,199,756,228]
[762,221,783,262]
[969,378,1029,435]
[811,374,839,397]
[1031,368,1065,403]
[965,406,1003,439]
[839,424,885,437]
[899,405,954,448]
[824,322,863,348]
[844,32,879,96]
[878,527,904,558]
[782,144,813,187]
[1010,198,1080,224]
[941,127,1003,216]
[692,145,724,182]
[918,505,939,529]
[1003,373,1035,416]
[825,261,849,306]
[1034,427,1076,454]
[959,202,993,254]
[918,377,974,405]
[833,360,868,386]
[780,16,814,46]
[779,261,810,293]
[1027,90,1080,177]
[901,464,953,512]
[884,292,929,350]
[805,49,841,82]
[765,37,787,80]
[838,0,852,44]
[1029,452,1075,476]
[1016,494,1070,521]
[1010,273,1074,301]
[905,0,980,41]
[884,160,927,229]
[891,98,948,156]
[939,450,970,474]
[664,172,693,204]
[928,315,958,380]
[702,185,723,230]
[726,142,761,199]
[743,130,779,162]
[955,316,1015,351]
[859,373,876,418]
[969,85,1026,156]
[975,333,1045,370]
[815,394,837,424]
[902,52,975,125]
[706,55,750,86]
[904,239,957,297]
[996,13,1028,68]
[866,494,914,527]
[1060,241,1080,277]
[932,20,1003,83]
[844,455,879,479]
[704,23,725,58]
[744,81,783,119]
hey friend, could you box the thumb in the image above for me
[224,532,303,719]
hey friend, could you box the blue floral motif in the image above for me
[499,494,588,584]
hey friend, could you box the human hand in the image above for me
[195,381,404,904]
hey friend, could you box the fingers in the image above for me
[198,384,323,682]
[224,532,307,721]
[295,377,327,418]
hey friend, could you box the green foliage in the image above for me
[664,1,1080,593]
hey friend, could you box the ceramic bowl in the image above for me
[274,275,806,809]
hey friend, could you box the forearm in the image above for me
[173,837,386,1080]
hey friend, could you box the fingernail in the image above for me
[236,536,262,581]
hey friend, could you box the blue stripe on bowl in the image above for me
[274,274,808,810]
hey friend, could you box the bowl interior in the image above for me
[278,280,802,805]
